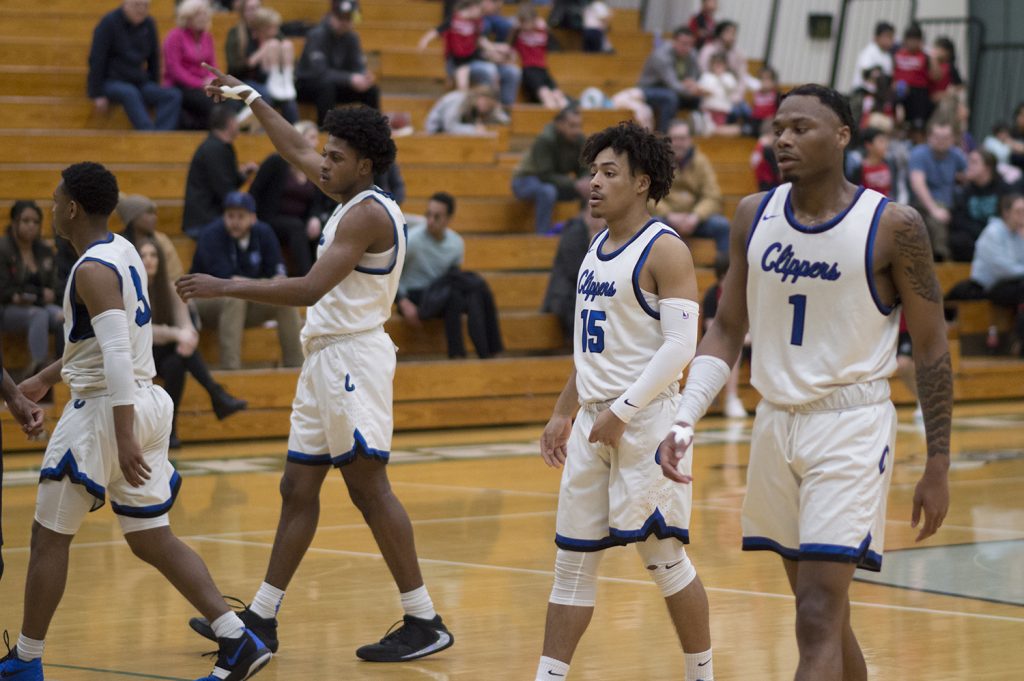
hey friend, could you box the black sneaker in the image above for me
[194,628,272,681]
[190,601,279,654]
[355,614,454,662]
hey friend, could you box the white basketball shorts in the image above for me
[555,395,692,551]
[287,328,396,467]
[36,383,179,535]
[741,379,897,571]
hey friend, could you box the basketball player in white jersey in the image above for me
[0,163,272,681]
[535,122,713,681]
[175,64,453,663]
[659,84,952,680]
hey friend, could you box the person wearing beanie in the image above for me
[117,193,185,282]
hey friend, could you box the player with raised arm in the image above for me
[177,64,453,663]
[534,122,714,681]
[0,163,271,681]
[659,84,952,681]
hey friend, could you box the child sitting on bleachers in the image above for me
[511,4,569,110]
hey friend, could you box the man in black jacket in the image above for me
[87,0,182,130]
[182,105,259,238]
[296,0,380,125]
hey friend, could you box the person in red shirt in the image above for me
[688,0,717,50]
[892,23,933,130]
[511,4,568,109]
[928,36,963,103]
[747,65,781,135]
[853,127,893,197]
[418,0,484,92]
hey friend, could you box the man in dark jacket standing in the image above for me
[296,0,380,125]
[87,0,182,130]
[511,105,590,234]
[182,105,259,237]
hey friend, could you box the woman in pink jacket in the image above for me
[163,0,218,129]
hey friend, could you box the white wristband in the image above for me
[219,84,262,106]
[245,89,262,106]
[676,354,732,425]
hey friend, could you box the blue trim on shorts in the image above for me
[110,471,182,519]
[38,449,106,506]
[331,429,390,467]
[554,507,690,552]
[742,534,883,572]
[286,449,332,466]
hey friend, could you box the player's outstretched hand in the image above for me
[658,423,694,484]
[588,408,626,447]
[176,273,226,301]
[541,414,572,468]
[118,437,151,488]
[911,467,949,542]
[8,391,44,438]
[201,62,249,102]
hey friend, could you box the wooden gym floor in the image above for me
[1,401,1023,680]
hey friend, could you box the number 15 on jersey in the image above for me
[580,309,606,353]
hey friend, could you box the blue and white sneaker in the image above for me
[194,628,272,681]
[0,633,44,681]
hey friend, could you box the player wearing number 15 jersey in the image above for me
[536,122,713,681]
[659,84,952,681]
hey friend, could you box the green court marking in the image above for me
[44,663,190,680]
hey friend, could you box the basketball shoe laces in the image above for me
[198,595,251,658]
[1,631,15,663]
[377,619,420,647]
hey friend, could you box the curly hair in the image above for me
[781,83,856,136]
[581,121,675,204]
[322,105,397,175]
[61,162,119,217]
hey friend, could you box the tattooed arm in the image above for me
[883,203,951,541]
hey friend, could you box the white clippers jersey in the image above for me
[61,233,156,393]
[301,186,407,343]
[746,184,899,406]
[574,220,680,403]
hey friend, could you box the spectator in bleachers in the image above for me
[746,65,781,136]
[541,204,604,342]
[909,120,967,260]
[511,105,590,234]
[650,119,730,257]
[929,37,963,104]
[688,0,717,50]
[480,0,513,44]
[250,121,325,276]
[582,1,613,53]
[182,104,259,238]
[697,20,757,95]
[984,121,1013,165]
[638,26,703,133]
[425,85,509,135]
[893,23,933,131]
[850,127,894,197]
[970,192,1024,355]
[512,4,570,110]
[227,0,290,121]
[697,52,746,136]
[190,191,303,369]
[117,193,185,284]
[163,0,217,130]
[296,0,380,126]
[850,21,895,93]
[136,236,246,448]
[88,0,183,131]
[850,65,895,130]
[0,201,63,376]
[396,192,503,359]
[247,8,299,107]
[751,119,781,191]
[950,149,1009,262]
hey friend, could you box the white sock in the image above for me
[536,656,569,680]
[250,581,285,619]
[685,649,713,680]
[16,634,44,662]
[399,585,437,620]
[210,611,245,640]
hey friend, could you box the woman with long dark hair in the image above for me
[137,236,247,447]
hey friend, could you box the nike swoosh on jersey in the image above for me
[761,213,780,221]
[625,399,638,407]
[547,672,566,677]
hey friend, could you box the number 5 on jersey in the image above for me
[580,309,606,353]
[129,265,152,326]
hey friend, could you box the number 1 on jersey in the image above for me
[788,294,806,346]
[580,309,606,353]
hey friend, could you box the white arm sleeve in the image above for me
[675,354,732,426]
[92,309,136,407]
[609,298,699,423]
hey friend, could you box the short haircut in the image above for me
[1000,192,1024,217]
[992,121,1009,135]
[759,65,778,81]
[10,199,42,224]
[672,26,693,39]
[176,0,211,28]
[61,162,119,217]
[934,36,956,61]
[554,103,581,123]
[904,23,923,40]
[875,21,895,37]
[714,20,736,39]
[581,121,675,204]
[976,149,998,173]
[322,105,397,174]
[861,126,887,145]
[429,191,456,216]
[781,83,857,136]
[209,103,235,131]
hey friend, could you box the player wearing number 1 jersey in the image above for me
[659,84,952,681]
[535,122,713,681]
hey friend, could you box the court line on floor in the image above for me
[187,536,1024,625]
[43,663,189,680]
